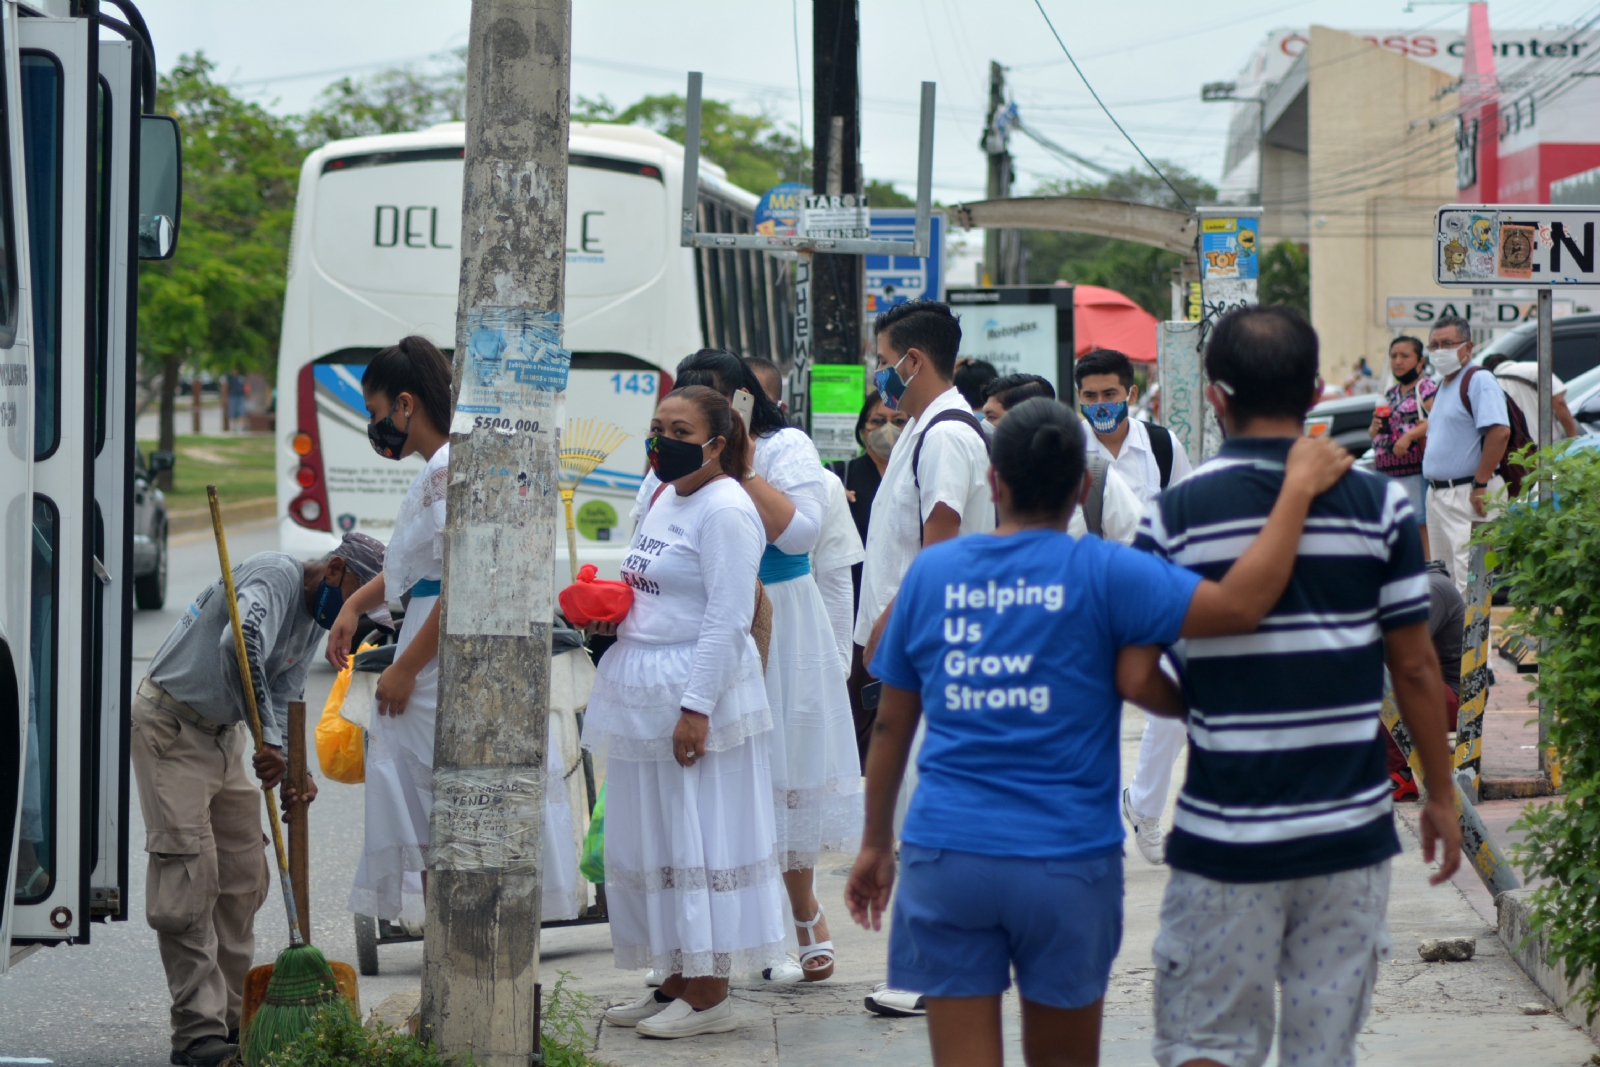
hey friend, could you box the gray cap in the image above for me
[332,532,386,586]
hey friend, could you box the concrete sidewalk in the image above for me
[532,706,1598,1066]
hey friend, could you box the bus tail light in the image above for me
[290,364,332,532]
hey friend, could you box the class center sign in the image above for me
[1435,205,1600,286]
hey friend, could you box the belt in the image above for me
[1427,475,1477,490]
[758,545,811,584]
[408,578,442,598]
[137,677,234,736]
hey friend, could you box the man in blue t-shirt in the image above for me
[1134,306,1462,1067]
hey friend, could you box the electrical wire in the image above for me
[1029,0,1193,210]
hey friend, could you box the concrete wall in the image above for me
[1497,888,1598,1039]
[1307,26,1459,383]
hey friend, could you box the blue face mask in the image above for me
[1080,400,1129,434]
[312,580,344,630]
[873,353,916,410]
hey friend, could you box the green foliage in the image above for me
[865,179,914,207]
[1483,447,1600,1021]
[574,92,807,193]
[261,973,603,1067]
[1259,240,1310,314]
[140,54,303,378]
[1020,164,1217,318]
[300,53,466,147]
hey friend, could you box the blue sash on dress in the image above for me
[408,578,441,598]
[758,545,811,584]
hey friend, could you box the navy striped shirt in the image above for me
[1133,436,1428,882]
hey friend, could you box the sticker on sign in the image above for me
[1435,205,1600,286]
[801,193,871,241]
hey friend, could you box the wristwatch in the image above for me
[1472,480,1488,489]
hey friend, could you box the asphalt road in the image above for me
[0,520,429,1066]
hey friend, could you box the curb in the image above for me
[1481,776,1558,800]
[167,497,277,536]
[1497,888,1596,1037]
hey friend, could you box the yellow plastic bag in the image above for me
[317,644,371,784]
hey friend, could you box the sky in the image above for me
[133,0,1600,204]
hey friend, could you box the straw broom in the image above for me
[558,418,632,581]
[205,486,351,1064]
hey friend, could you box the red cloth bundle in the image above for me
[559,563,634,626]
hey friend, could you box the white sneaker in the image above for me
[733,958,803,987]
[603,990,673,1028]
[1122,787,1166,865]
[635,996,737,1039]
[864,983,925,1017]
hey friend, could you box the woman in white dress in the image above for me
[326,336,452,924]
[587,385,787,1039]
[668,350,863,983]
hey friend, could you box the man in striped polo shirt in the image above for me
[1134,306,1462,1067]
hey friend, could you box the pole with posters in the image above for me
[1432,204,1600,786]
[1192,206,1261,461]
[423,2,570,1063]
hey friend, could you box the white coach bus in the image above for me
[4,0,182,968]
[276,121,793,577]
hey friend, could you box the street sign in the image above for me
[864,209,945,322]
[1435,204,1600,286]
[1386,295,1577,328]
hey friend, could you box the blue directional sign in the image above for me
[864,209,944,322]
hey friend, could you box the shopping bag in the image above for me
[559,564,633,627]
[317,648,369,784]
[579,781,606,884]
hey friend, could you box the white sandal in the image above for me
[795,906,835,981]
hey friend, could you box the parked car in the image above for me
[132,446,174,609]
[1305,392,1380,457]
[1472,312,1600,381]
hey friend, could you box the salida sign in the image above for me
[1387,296,1578,328]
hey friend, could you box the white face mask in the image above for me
[1426,345,1464,376]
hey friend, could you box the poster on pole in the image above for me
[1199,216,1259,280]
[800,194,872,240]
[1435,205,1600,286]
[809,363,864,462]
[755,182,809,238]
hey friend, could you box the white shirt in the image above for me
[812,471,865,668]
[1494,361,1567,441]
[1083,417,1193,506]
[853,386,995,646]
[1067,463,1144,546]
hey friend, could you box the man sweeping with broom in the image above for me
[132,530,385,1067]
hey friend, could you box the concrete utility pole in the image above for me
[423,2,571,1064]
[811,0,864,366]
[982,60,1021,286]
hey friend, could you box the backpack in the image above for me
[1143,420,1176,489]
[911,408,991,542]
[1458,366,1533,497]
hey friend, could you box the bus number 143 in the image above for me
[610,373,656,395]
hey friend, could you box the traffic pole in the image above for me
[422,3,571,1064]
[811,0,864,371]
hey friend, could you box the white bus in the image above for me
[276,121,794,578]
[3,0,182,968]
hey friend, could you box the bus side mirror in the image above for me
[139,115,181,260]
[148,449,175,473]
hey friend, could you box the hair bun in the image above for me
[1030,424,1064,453]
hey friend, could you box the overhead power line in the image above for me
[1029,0,1193,211]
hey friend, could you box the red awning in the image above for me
[1072,283,1159,363]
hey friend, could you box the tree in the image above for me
[299,53,466,147]
[865,179,914,207]
[1020,163,1217,318]
[140,53,304,460]
[1259,239,1310,314]
[574,93,807,193]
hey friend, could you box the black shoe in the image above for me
[226,1029,238,1046]
[170,1035,239,1066]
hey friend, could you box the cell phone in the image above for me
[860,680,882,710]
[731,388,756,426]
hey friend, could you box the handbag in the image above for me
[559,563,634,626]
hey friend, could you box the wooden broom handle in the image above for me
[287,700,311,945]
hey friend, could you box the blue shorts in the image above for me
[888,845,1123,1009]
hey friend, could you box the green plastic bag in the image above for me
[579,782,606,884]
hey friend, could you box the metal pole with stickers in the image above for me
[1433,203,1600,784]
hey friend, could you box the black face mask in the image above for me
[646,435,711,483]
[1394,367,1421,385]
[368,406,411,460]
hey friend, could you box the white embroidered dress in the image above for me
[348,445,447,922]
[584,476,787,977]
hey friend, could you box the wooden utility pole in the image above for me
[811,0,863,366]
[982,60,1019,285]
[423,3,570,1064]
